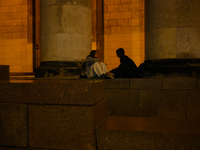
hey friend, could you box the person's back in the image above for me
[120,55,138,76]
[110,48,138,78]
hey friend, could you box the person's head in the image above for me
[116,48,125,58]
[90,50,98,58]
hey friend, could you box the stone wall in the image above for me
[105,78,200,119]
[103,0,145,70]
[1,78,200,150]
[0,0,33,73]
[0,80,107,150]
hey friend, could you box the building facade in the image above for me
[0,0,199,77]
[0,0,144,75]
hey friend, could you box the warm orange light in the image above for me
[104,0,145,71]
[0,0,33,74]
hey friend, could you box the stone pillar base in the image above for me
[34,61,84,78]
[139,59,200,78]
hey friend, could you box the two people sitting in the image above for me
[85,48,139,79]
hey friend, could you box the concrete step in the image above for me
[96,116,200,150]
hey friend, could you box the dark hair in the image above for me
[90,50,97,58]
[116,48,125,55]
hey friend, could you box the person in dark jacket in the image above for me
[110,48,139,78]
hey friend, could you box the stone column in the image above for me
[143,0,200,77]
[35,0,92,78]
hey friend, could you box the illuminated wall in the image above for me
[0,0,144,74]
[0,0,33,74]
[104,0,145,71]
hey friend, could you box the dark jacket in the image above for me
[120,55,138,75]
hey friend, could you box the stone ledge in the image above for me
[0,80,105,105]
[140,58,200,78]
[163,78,197,90]
[130,79,163,89]
[104,79,130,89]
[105,78,198,90]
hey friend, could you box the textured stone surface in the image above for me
[0,103,27,147]
[140,90,187,118]
[29,104,102,149]
[130,79,162,89]
[0,82,64,104]
[29,97,107,150]
[153,0,178,29]
[163,79,196,90]
[105,89,140,116]
[40,0,91,62]
[96,116,200,150]
[34,61,83,78]
[0,148,28,150]
[0,65,9,80]
[176,0,200,28]
[0,80,105,105]
[104,79,130,89]
[177,27,200,58]
[145,0,200,60]
[93,98,108,127]
[186,91,200,119]
[63,79,105,105]
[146,28,177,59]
[0,79,106,150]
[197,79,200,90]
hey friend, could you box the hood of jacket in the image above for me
[86,55,100,66]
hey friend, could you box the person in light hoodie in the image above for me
[85,50,114,79]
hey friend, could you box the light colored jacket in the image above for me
[85,55,100,78]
